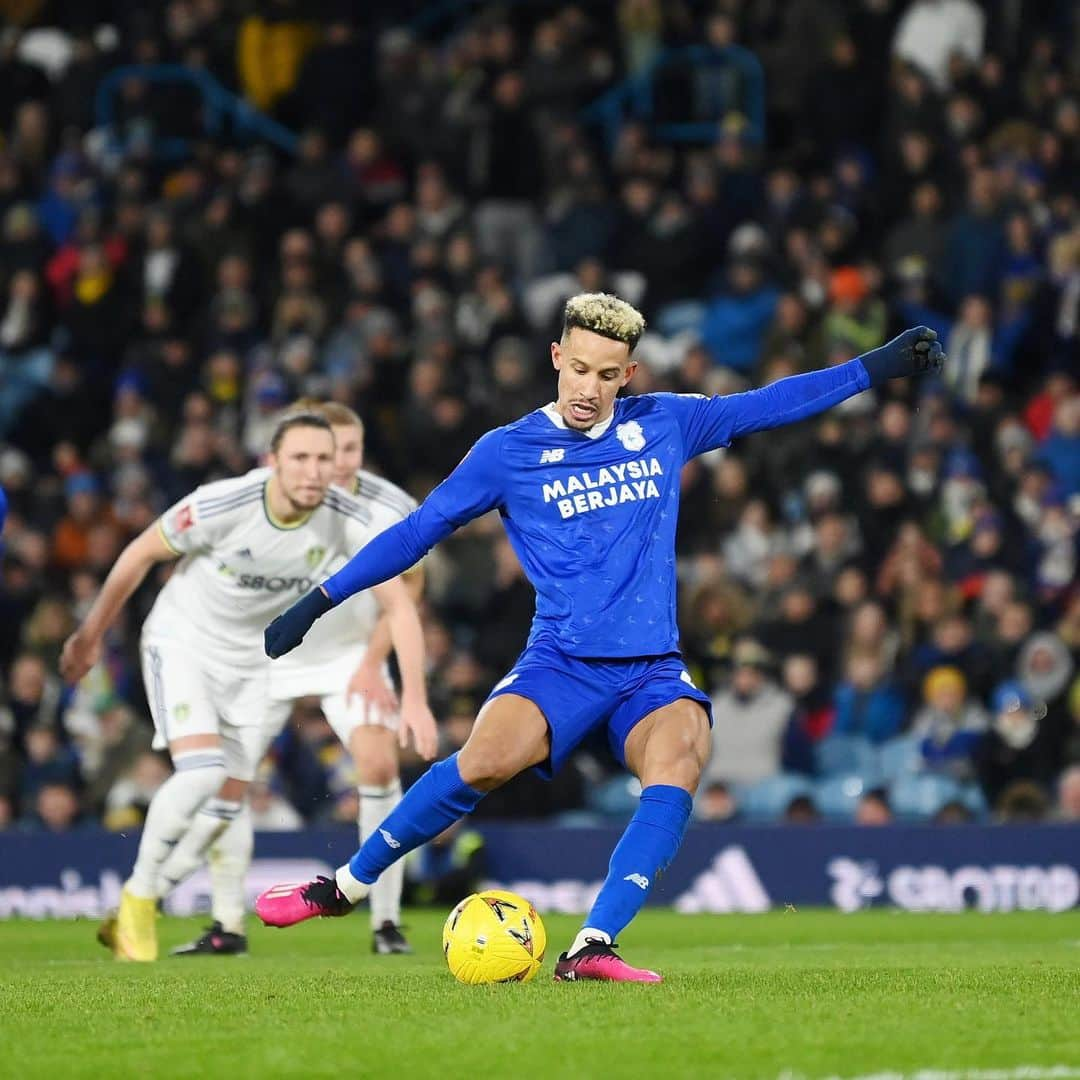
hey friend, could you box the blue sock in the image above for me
[348,753,484,883]
[584,784,693,940]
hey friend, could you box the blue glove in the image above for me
[265,587,334,658]
[859,326,945,387]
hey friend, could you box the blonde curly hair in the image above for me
[562,292,646,352]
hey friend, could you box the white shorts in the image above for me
[322,689,398,744]
[141,635,271,782]
[267,650,400,747]
[263,688,399,751]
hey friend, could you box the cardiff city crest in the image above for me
[616,420,646,451]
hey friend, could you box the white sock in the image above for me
[567,927,611,958]
[125,750,226,898]
[335,863,370,904]
[156,797,242,898]
[208,803,253,935]
[359,780,404,928]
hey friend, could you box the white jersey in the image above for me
[267,469,417,699]
[144,468,399,670]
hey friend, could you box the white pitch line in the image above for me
[778,1068,1080,1080]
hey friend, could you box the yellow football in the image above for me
[442,889,547,984]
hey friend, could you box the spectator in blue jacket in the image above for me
[832,654,906,744]
[1039,396,1079,496]
[700,255,780,374]
[943,167,1004,308]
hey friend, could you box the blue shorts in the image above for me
[483,637,713,779]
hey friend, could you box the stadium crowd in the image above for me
[0,0,1077,834]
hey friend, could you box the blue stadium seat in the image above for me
[889,773,964,821]
[815,735,879,780]
[553,810,606,828]
[654,300,706,338]
[960,783,988,818]
[878,735,924,782]
[737,774,815,822]
[815,775,870,821]
[585,776,642,820]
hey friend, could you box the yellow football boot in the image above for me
[114,886,158,962]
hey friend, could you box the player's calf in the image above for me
[556,699,706,982]
[559,783,692,981]
[353,726,409,940]
[257,752,484,926]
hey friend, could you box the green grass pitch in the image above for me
[1,909,1078,1079]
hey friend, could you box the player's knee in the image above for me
[648,754,706,794]
[456,744,519,792]
[642,741,705,792]
[219,776,248,801]
[356,752,398,787]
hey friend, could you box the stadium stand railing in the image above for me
[583,44,766,150]
[94,64,300,162]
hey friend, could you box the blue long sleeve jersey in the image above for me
[325,358,872,658]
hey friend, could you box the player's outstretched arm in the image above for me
[59,522,179,683]
[726,326,944,439]
[265,428,506,659]
[667,327,945,457]
[371,574,438,760]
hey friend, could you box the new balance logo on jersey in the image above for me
[235,548,253,559]
[674,846,771,913]
[624,873,650,891]
[539,448,566,464]
[380,829,401,849]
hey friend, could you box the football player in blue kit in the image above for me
[256,293,945,982]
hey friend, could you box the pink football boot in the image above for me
[553,941,662,983]
[255,875,354,928]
